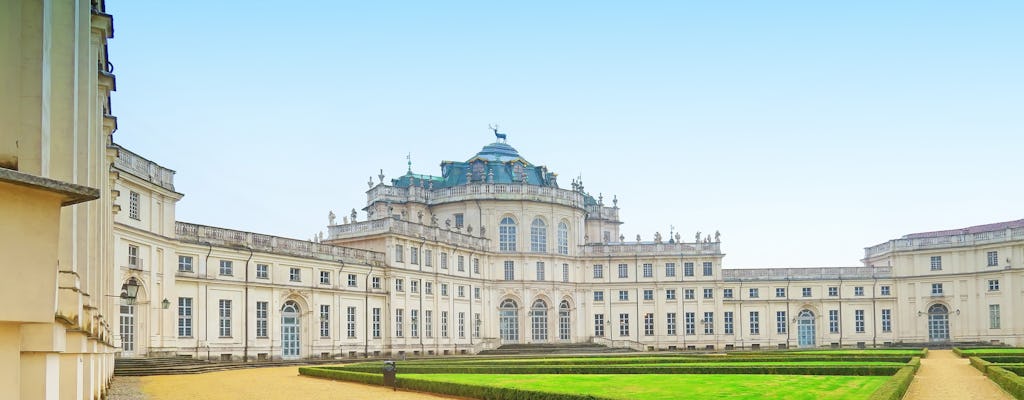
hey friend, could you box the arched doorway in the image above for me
[499,299,519,344]
[558,300,571,341]
[531,299,548,342]
[282,301,301,359]
[928,304,950,342]
[796,309,815,348]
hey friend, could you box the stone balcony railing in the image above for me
[723,266,893,282]
[329,218,490,251]
[175,221,384,264]
[583,241,721,257]
[367,183,587,209]
[113,145,175,192]
[585,204,620,221]
[864,227,1024,259]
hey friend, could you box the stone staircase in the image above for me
[477,342,632,356]
[113,356,338,376]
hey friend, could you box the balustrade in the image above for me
[865,227,1024,258]
[175,221,384,264]
[113,146,175,191]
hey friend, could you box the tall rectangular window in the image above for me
[454,213,464,228]
[441,283,448,296]
[776,311,787,334]
[256,264,268,279]
[989,304,1001,329]
[218,300,232,337]
[289,267,301,282]
[372,308,381,338]
[129,191,140,220]
[618,264,629,278]
[665,263,676,277]
[666,312,677,335]
[684,262,694,277]
[347,306,357,338]
[504,261,515,281]
[320,305,330,338]
[395,278,404,292]
[424,249,432,267]
[474,287,481,299]
[458,255,465,271]
[829,310,839,333]
[593,265,604,279]
[457,285,465,298]
[536,262,545,281]
[562,263,569,283]
[685,312,696,335]
[395,308,404,337]
[440,252,448,269]
[749,311,759,335]
[127,244,140,268]
[474,313,481,338]
[424,281,432,294]
[987,251,999,267]
[702,262,713,276]
[855,309,865,333]
[177,297,192,337]
[410,309,419,338]
[703,312,714,335]
[930,256,942,271]
[410,247,419,265]
[177,255,193,272]
[643,263,653,278]
[425,310,433,338]
[594,314,605,337]
[473,258,480,274]
[441,311,449,338]
[723,311,734,334]
[458,312,466,338]
[411,280,419,293]
[618,313,630,337]
[881,309,891,333]
[219,260,233,276]
[395,245,404,262]
[256,301,268,338]
[643,313,655,336]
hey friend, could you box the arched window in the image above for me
[557,221,569,255]
[558,300,571,340]
[282,301,301,358]
[531,299,548,341]
[499,299,519,343]
[499,217,517,252]
[530,218,547,253]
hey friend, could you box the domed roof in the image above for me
[469,142,526,164]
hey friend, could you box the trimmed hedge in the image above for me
[359,355,914,368]
[986,366,1024,399]
[866,366,917,400]
[300,366,609,400]
[969,357,993,374]
[979,356,1024,364]
[331,363,903,376]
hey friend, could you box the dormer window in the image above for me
[472,161,485,181]
[512,163,525,182]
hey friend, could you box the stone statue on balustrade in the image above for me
[328,211,336,226]
[715,230,721,242]
[620,234,625,243]
[654,232,662,243]
[695,232,701,243]
[343,216,349,224]
[351,208,358,223]
[317,231,323,242]
[636,234,641,243]
[675,233,681,243]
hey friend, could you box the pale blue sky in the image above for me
[107,1,1022,267]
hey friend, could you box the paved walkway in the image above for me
[108,366,459,400]
[904,350,1013,400]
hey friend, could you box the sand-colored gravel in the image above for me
[904,350,1013,400]
[136,366,460,400]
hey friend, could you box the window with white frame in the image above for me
[684,312,695,335]
[989,279,1000,291]
[666,312,677,335]
[749,311,759,335]
[684,262,694,277]
[990,304,1001,329]
[473,258,480,274]
[987,251,999,267]
[440,252,448,269]
[395,278,404,292]
[854,286,864,296]
[665,263,676,277]
[371,276,381,289]
[129,191,140,220]
[775,288,786,298]
[684,289,695,300]
[618,290,629,301]
[474,287,481,299]
[594,291,604,301]
[703,312,714,335]
[504,261,515,281]
[499,217,517,252]
[177,297,192,337]
[347,306,357,338]
[802,287,811,297]
[347,273,357,287]
[665,289,676,300]
[394,308,403,337]
[643,313,655,336]
[828,287,838,297]
[255,301,268,338]
[395,244,404,262]
[618,313,630,337]
[643,289,654,301]
[372,308,381,338]
[454,213,464,228]
[618,264,628,278]
[931,283,943,295]
[643,263,653,278]
[557,221,569,255]
[776,311,787,334]
[256,264,268,279]
[703,288,713,299]
[530,218,547,252]
[219,260,233,276]
[594,314,605,337]
[881,309,892,333]
[319,270,330,285]
[424,281,432,294]
[723,288,733,298]
[410,309,419,338]
[855,309,865,333]
[441,311,449,338]
[702,262,713,276]
[723,311,734,334]
[458,255,465,271]
[320,305,330,338]
[930,256,942,271]
[829,310,839,333]
[562,263,569,283]
[458,312,466,338]
[128,244,140,268]
[177,255,193,272]
[410,280,419,293]
[748,288,759,298]
[289,267,300,282]
[410,247,419,265]
[440,283,448,296]
[425,310,433,338]
[218,300,232,337]
[881,285,891,296]
[457,285,465,298]
[593,264,604,279]
[536,261,545,281]
[424,249,432,267]
[475,313,482,338]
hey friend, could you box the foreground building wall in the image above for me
[1,0,118,398]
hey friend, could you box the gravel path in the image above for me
[107,376,148,400]
[135,366,460,400]
[904,350,1013,400]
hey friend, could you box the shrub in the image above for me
[333,363,902,376]
[986,366,1024,399]
[969,357,992,374]
[866,366,916,400]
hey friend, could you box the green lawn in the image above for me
[957,348,1024,356]
[793,349,924,356]
[405,373,889,400]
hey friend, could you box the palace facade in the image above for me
[110,137,1024,364]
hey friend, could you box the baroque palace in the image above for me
[2,2,1022,400]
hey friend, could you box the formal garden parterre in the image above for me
[957,347,1024,399]
[300,350,926,400]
